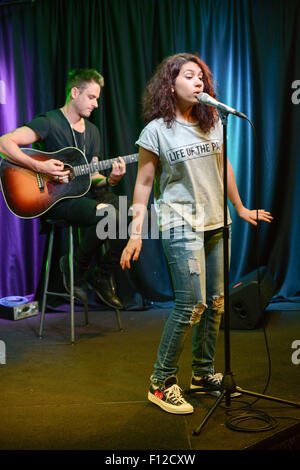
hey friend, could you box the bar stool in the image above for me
[39,221,88,344]
[39,220,123,344]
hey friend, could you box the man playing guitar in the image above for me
[0,68,127,309]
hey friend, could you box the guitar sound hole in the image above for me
[64,166,74,181]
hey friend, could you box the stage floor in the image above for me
[0,306,299,452]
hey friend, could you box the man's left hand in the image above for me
[109,156,126,185]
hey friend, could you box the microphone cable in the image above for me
[247,116,272,402]
[224,117,300,433]
[224,116,275,432]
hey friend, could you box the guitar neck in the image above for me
[73,153,139,177]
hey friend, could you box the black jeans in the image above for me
[43,191,128,274]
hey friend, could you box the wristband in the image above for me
[106,176,117,187]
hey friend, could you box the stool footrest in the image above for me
[45,291,72,298]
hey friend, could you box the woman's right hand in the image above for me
[120,237,142,270]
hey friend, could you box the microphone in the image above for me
[197,92,247,119]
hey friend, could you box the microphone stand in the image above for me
[191,109,300,436]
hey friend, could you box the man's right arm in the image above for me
[0,126,69,178]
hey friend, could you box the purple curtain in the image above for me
[0,198,46,298]
[0,3,48,299]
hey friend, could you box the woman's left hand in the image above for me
[237,207,273,226]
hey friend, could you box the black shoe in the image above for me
[88,273,123,310]
[190,372,241,397]
[59,255,89,305]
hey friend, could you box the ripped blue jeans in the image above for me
[150,225,230,385]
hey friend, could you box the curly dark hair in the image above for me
[142,53,218,133]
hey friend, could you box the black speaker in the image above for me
[221,267,276,330]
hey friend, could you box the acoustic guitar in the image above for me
[0,146,139,219]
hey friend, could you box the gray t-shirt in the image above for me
[136,117,231,232]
